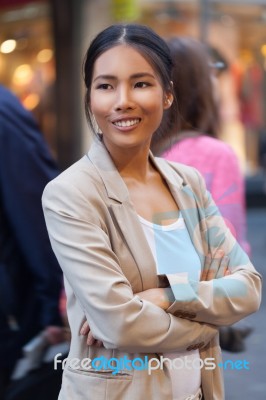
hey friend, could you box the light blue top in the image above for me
[138,212,202,399]
[138,212,201,301]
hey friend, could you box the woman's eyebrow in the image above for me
[130,72,156,79]
[93,74,116,82]
[93,72,156,82]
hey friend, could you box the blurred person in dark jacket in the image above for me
[0,85,64,399]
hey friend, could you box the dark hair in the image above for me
[151,37,220,155]
[83,23,176,134]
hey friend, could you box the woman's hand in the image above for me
[80,321,103,347]
[201,249,230,281]
[136,287,174,310]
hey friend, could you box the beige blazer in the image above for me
[42,139,261,400]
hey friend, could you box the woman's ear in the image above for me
[163,92,174,110]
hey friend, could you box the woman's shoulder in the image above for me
[157,158,209,206]
[154,155,204,187]
[42,155,103,203]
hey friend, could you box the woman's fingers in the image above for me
[80,320,90,335]
[201,253,212,281]
[225,268,230,276]
[215,255,230,279]
[87,330,97,346]
[206,249,224,280]
[80,320,103,347]
[202,249,230,281]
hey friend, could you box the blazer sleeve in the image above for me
[166,169,262,326]
[42,179,218,353]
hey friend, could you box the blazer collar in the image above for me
[87,137,185,203]
[88,138,129,203]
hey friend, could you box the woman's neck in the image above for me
[103,139,152,182]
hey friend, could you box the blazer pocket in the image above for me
[67,366,133,380]
[87,346,136,377]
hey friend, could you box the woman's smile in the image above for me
[111,116,141,131]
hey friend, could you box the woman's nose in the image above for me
[114,87,135,111]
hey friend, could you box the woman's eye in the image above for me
[97,83,112,90]
[134,82,151,88]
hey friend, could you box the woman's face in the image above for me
[90,44,172,153]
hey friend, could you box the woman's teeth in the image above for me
[113,119,140,127]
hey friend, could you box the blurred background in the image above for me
[0,1,265,398]
[0,0,266,183]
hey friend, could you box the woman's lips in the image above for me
[112,118,141,128]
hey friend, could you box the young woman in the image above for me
[42,24,261,400]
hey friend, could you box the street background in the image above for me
[223,207,266,399]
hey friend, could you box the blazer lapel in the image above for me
[151,155,207,267]
[109,202,158,291]
[88,139,158,291]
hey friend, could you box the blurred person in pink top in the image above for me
[151,37,252,352]
[151,37,250,256]
[164,135,250,256]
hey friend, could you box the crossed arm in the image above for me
[80,252,230,345]
[43,175,261,351]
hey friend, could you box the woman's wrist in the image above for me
[162,287,175,310]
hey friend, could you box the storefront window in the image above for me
[0,0,57,156]
[137,0,266,176]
